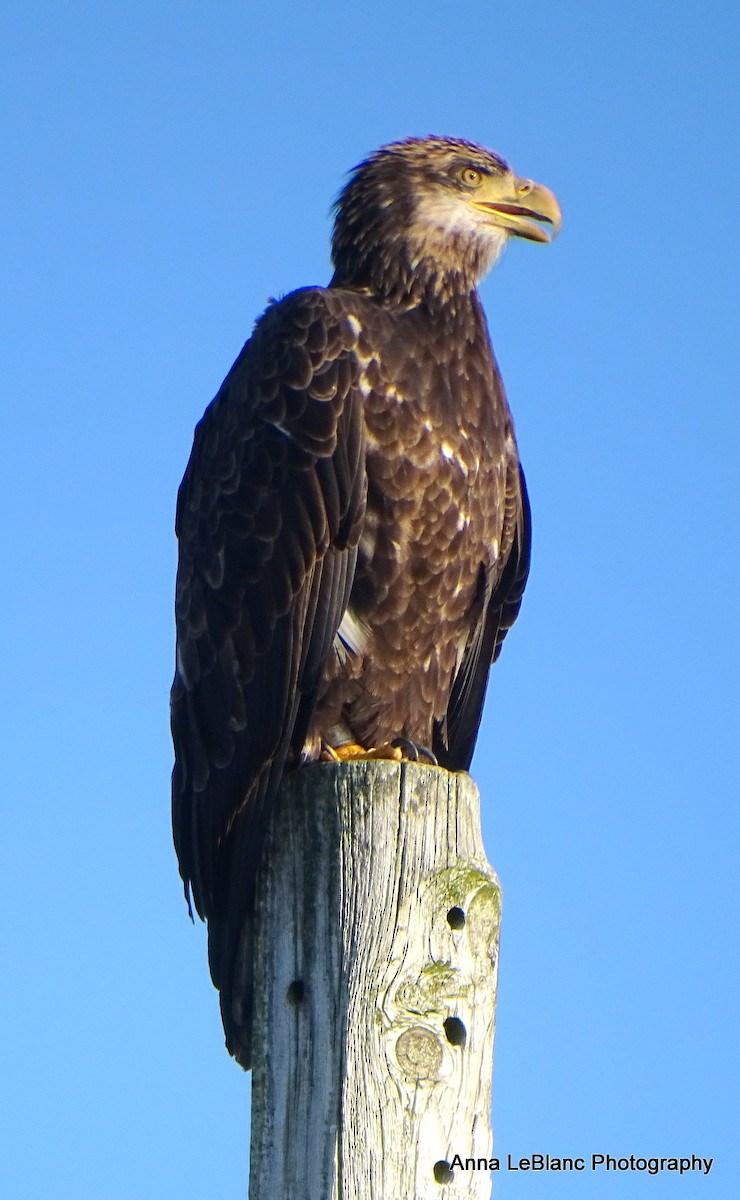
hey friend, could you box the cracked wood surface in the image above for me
[249,760,500,1200]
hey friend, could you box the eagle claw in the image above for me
[391,737,438,766]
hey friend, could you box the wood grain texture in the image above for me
[249,760,500,1200]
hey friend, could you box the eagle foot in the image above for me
[327,741,405,763]
[322,739,437,766]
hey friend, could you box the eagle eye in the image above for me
[459,167,483,188]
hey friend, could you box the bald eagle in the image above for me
[171,136,560,1068]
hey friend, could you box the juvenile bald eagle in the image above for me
[171,136,560,1068]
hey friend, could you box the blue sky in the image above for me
[1,2,738,1196]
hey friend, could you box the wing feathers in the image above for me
[171,289,366,967]
[436,464,531,770]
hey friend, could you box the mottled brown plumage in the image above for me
[171,136,560,1067]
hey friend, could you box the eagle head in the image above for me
[331,135,561,303]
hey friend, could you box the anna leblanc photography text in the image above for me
[449,1152,714,1176]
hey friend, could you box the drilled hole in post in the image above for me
[433,1160,454,1184]
[443,1016,467,1047]
[447,906,466,929]
[286,980,304,1005]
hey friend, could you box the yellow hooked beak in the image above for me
[471,174,562,244]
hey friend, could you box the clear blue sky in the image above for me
[1,3,738,1196]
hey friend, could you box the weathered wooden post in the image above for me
[248,759,501,1200]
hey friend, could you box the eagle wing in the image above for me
[171,288,366,1064]
[436,463,531,770]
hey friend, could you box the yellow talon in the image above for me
[319,742,342,762]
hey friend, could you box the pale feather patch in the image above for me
[354,344,375,368]
[176,645,189,684]
[410,192,508,275]
[360,372,403,402]
[441,440,473,476]
[455,628,471,670]
[337,607,371,656]
[359,514,378,559]
[270,420,299,443]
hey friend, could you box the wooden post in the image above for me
[248,759,501,1200]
